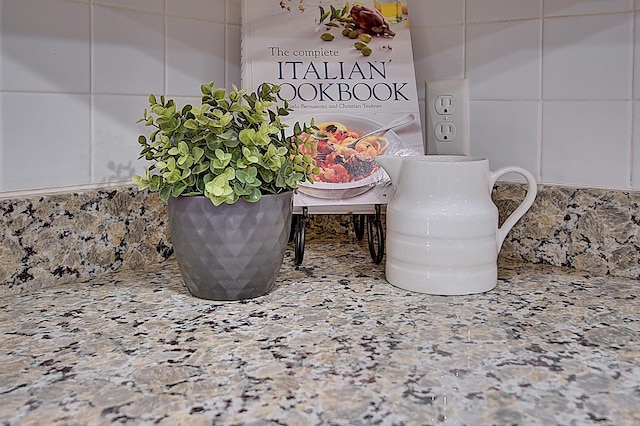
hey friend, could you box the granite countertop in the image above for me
[1,235,639,425]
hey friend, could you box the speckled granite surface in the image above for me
[1,235,639,425]
[0,187,172,296]
[494,183,640,279]
[1,182,640,297]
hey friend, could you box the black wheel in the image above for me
[366,205,384,264]
[294,207,308,265]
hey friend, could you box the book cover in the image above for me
[241,0,423,213]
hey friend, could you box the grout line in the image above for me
[539,2,544,182]
[164,0,168,95]
[629,10,636,186]
[224,0,229,90]
[462,0,467,79]
[89,2,95,184]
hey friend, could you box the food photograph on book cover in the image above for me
[241,0,423,207]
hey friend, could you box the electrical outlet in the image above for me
[425,79,470,155]
[435,121,456,142]
[435,95,455,115]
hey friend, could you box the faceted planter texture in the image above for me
[167,192,293,300]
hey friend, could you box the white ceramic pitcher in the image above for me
[375,155,537,295]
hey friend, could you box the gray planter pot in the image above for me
[167,192,293,300]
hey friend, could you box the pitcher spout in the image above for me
[375,155,404,184]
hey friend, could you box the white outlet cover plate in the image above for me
[425,79,470,155]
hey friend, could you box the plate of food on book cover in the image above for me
[292,114,406,199]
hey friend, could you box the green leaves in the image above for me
[236,167,260,187]
[211,149,232,170]
[132,82,318,206]
[204,168,236,206]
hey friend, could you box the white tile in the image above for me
[0,0,90,92]
[544,0,632,17]
[167,0,226,22]
[543,14,632,100]
[92,6,165,95]
[166,17,226,97]
[466,20,541,100]
[170,96,204,109]
[0,98,2,183]
[635,12,640,99]
[466,0,541,23]
[226,24,242,89]
[407,0,464,27]
[0,93,90,191]
[227,0,241,24]
[469,101,540,180]
[541,101,631,188]
[92,95,150,184]
[411,26,465,99]
[632,101,640,187]
[90,0,164,13]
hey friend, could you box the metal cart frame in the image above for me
[290,204,385,265]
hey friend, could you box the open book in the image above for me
[241,0,423,213]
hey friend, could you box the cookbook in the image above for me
[241,0,423,213]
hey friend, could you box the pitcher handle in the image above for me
[490,166,538,250]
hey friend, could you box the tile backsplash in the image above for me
[0,0,235,193]
[1,0,639,193]
[409,0,639,189]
